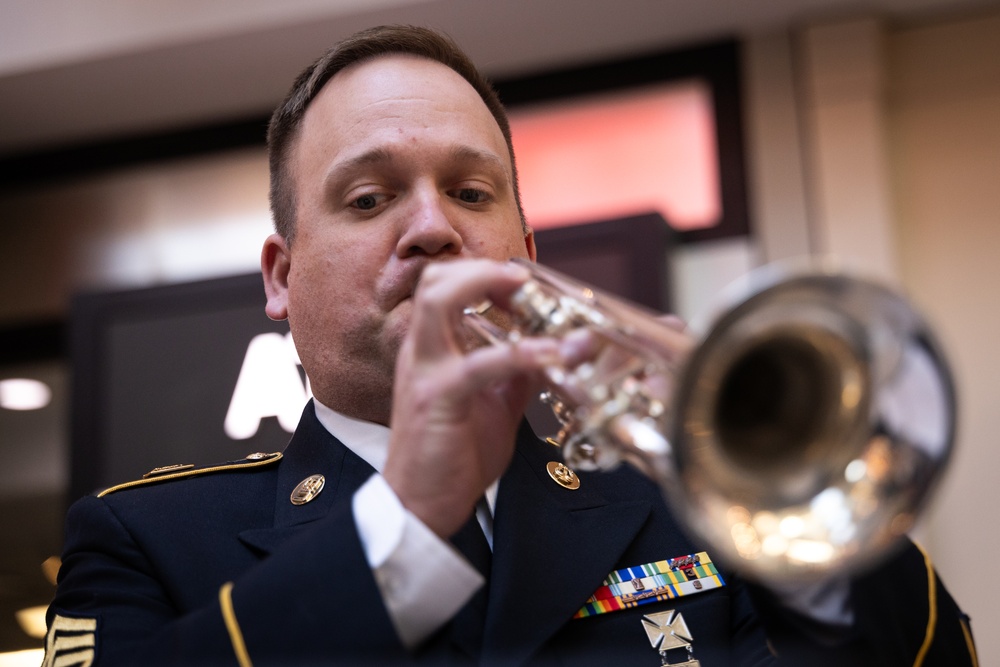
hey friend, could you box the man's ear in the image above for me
[262,233,291,321]
[523,227,537,262]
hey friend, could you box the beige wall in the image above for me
[745,10,999,662]
[888,11,1000,659]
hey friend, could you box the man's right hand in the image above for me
[381,259,562,540]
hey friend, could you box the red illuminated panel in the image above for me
[508,81,720,231]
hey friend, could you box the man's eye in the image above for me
[353,194,380,210]
[456,189,488,204]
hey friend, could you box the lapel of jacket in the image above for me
[238,401,376,555]
[482,422,651,664]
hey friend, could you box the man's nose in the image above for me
[396,190,463,258]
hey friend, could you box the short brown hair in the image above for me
[267,25,526,243]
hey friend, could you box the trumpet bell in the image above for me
[467,259,956,582]
[673,271,955,580]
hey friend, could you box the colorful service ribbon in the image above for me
[574,551,725,619]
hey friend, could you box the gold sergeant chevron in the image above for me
[42,614,97,667]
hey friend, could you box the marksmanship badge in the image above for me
[642,610,701,666]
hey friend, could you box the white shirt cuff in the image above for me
[352,474,484,648]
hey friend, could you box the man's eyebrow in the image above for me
[323,148,395,187]
[448,146,511,180]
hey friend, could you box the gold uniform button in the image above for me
[290,474,326,505]
[546,461,580,490]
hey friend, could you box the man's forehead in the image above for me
[314,54,485,118]
[295,53,511,170]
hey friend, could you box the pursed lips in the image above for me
[380,259,433,310]
[383,256,474,310]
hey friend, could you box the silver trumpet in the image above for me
[464,258,955,582]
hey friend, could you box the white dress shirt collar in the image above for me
[312,398,392,474]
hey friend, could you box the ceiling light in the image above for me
[0,378,52,410]
[0,649,44,667]
[15,605,47,639]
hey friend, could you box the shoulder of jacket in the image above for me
[96,451,283,498]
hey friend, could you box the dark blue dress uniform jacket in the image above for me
[46,402,977,666]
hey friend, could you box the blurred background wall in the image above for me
[1,0,998,661]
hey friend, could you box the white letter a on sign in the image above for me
[224,332,307,439]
